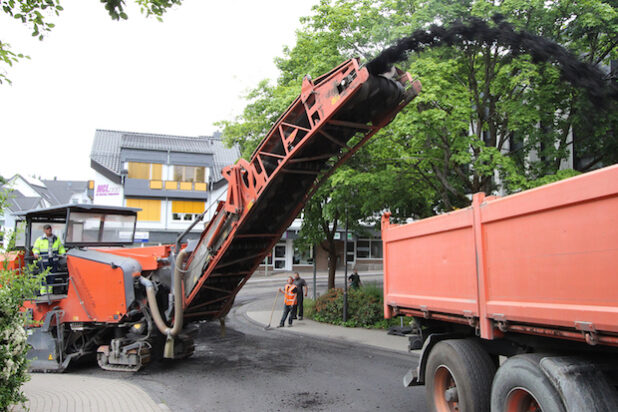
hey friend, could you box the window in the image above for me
[66,212,136,244]
[12,221,26,248]
[125,198,161,222]
[171,200,205,222]
[173,165,207,183]
[127,162,162,180]
[274,244,286,269]
[371,241,383,259]
[356,238,382,259]
[293,245,313,265]
[356,240,370,258]
[30,223,65,247]
[346,240,355,262]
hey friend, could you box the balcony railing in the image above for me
[124,178,208,199]
[150,181,207,191]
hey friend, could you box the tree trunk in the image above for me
[320,212,338,290]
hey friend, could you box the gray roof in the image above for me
[91,129,123,178]
[90,129,240,182]
[202,135,243,180]
[121,134,214,154]
[1,175,90,213]
[41,180,88,204]
[9,196,42,212]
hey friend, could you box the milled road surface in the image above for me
[71,275,427,411]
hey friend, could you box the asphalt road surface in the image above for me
[74,274,427,411]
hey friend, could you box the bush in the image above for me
[305,283,401,329]
[0,282,30,410]
[0,190,42,411]
[1,268,42,412]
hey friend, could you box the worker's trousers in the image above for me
[291,294,304,319]
[38,257,58,294]
[279,304,296,326]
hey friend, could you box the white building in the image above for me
[89,129,239,244]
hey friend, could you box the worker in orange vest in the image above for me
[278,276,298,327]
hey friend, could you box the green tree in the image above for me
[220,0,616,289]
[294,157,435,289]
[308,0,616,202]
[218,1,436,289]
[1,0,182,84]
[406,0,616,196]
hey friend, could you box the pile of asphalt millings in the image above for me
[366,15,618,108]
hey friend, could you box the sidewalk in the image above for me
[245,309,412,354]
[246,269,383,283]
[245,270,415,355]
[15,373,169,412]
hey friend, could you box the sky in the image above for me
[0,0,317,181]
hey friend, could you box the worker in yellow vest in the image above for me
[278,276,298,327]
[33,224,66,295]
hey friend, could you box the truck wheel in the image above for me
[491,354,566,412]
[425,339,496,412]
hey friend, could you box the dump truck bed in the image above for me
[382,164,618,346]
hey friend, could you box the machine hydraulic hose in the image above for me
[140,248,188,358]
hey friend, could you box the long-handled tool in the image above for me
[264,289,280,330]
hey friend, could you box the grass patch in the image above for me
[303,283,402,329]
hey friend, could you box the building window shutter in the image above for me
[126,198,161,221]
[151,164,162,180]
[128,162,150,179]
[172,200,205,214]
[128,162,163,180]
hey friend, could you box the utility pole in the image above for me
[312,245,317,301]
[343,206,349,322]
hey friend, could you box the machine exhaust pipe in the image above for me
[140,248,188,358]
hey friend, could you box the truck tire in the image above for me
[491,354,566,412]
[425,338,496,412]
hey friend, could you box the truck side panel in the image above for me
[383,208,478,319]
[383,164,618,344]
[481,166,618,335]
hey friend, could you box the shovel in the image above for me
[264,289,280,330]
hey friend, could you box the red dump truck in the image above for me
[382,164,618,411]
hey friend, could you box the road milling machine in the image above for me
[8,58,420,372]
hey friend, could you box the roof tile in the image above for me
[90,129,239,182]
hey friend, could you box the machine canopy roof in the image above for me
[16,204,140,222]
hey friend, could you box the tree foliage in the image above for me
[0,189,43,411]
[0,0,182,84]
[220,0,616,288]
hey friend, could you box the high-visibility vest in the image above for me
[284,284,297,306]
[33,235,66,257]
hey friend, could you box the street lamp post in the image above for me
[343,206,349,323]
[312,245,317,301]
